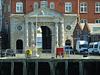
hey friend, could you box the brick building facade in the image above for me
[1,0,100,52]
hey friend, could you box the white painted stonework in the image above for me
[10,7,77,53]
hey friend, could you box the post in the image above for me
[35,62,38,75]
[11,61,14,75]
[23,61,27,75]
[49,62,57,75]
[79,61,83,75]
[34,15,39,57]
[65,61,68,75]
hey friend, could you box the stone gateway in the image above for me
[10,7,77,53]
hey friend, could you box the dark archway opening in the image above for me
[16,40,23,53]
[38,62,50,75]
[41,26,52,53]
[65,40,71,45]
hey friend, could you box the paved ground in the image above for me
[0,53,100,59]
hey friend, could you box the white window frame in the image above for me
[80,3,87,13]
[41,1,48,7]
[81,19,87,23]
[95,3,100,13]
[16,2,23,12]
[95,19,100,23]
[65,2,72,12]
[34,2,38,10]
[50,2,54,10]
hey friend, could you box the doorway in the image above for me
[16,39,23,53]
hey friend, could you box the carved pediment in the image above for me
[24,7,64,17]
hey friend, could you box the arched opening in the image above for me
[16,39,23,53]
[65,40,71,45]
[41,26,52,53]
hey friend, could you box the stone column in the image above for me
[49,62,57,75]
[11,61,14,75]
[25,22,28,47]
[35,62,38,75]
[79,61,83,75]
[23,61,27,75]
[31,23,34,45]
[65,61,68,75]
[55,22,59,47]
[60,22,64,47]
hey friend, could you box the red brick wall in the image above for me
[11,0,100,23]
[11,0,78,14]
[79,0,100,23]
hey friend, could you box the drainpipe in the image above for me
[78,0,80,23]
[10,0,11,16]
[0,0,2,32]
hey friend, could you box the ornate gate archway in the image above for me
[41,26,52,53]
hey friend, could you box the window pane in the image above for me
[20,7,23,11]
[65,3,72,12]
[84,3,87,6]
[66,3,68,6]
[99,7,100,12]
[84,7,87,12]
[80,3,87,12]
[66,7,68,11]
[81,19,87,23]
[16,2,23,12]
[69,7,72,12]
[41,1,47,7]
[96,20,98,23]
[50,2,54,9]
[96,7,98,12]
[81,3,83,6]
[96,3,98,6]
[81,7,83,12]
[69,3,71,6]
[17,7,19,11]
[34,3,38,10]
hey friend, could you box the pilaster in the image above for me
[79,61,83,75]
[60,22,64,47]
[25,22,29,47]
[23,61,27,75]
[35,62,38,75]
[55,22,59,47]
[31,23,34,45]
[11,61,14,75]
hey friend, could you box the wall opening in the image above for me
[38,62,50,75]
[41,26,52,53]
[16,39,23,53]
[65,40,71,45]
